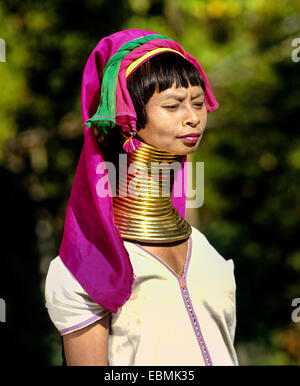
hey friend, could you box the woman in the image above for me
[45,29,238,366]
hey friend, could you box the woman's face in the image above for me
[136,84,207,155]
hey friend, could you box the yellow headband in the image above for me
[126,47,185,78]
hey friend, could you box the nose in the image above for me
[183,106,200,128]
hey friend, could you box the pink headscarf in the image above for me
[59,29,218,313]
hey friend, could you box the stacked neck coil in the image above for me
[113,134,191,243]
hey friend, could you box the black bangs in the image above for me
[145,52,205,92]
[127,52,205,130]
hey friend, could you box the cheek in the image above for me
[145,111,173,136]
[201,108,208,126]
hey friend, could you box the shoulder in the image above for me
[45,256,92,297]
[45,256,108,335]
[190,225,231,265]
[190,225,236,287]
[46,256,78,292]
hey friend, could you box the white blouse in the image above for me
[45,226,238,366]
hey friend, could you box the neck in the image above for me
[113,134,191,244]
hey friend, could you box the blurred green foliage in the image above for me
[0,0,299,365]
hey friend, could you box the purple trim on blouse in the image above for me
[60,309,108,336]
[180,279,213,365]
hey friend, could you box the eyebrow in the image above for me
[162,91,205,102]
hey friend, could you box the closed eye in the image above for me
[194,102,205,108]
[162,105,179,109]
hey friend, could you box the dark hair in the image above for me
[127,52,206,130]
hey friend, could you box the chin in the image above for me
[175,145,200,156]
[151,142,199,156]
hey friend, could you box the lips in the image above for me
[178,133,200,138]
[178,132,201,144]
